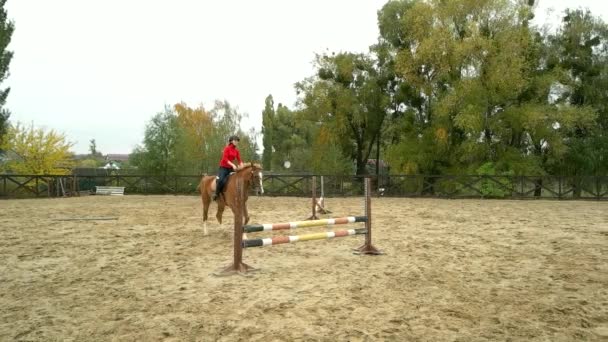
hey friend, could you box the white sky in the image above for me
[5,0,608,154]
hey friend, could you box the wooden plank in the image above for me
[95,186,125,196]
[53,217,119,221]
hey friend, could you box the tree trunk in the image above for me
[356,156,367,176]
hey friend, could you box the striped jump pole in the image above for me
[244,216,367,233]
[243,228,367,248]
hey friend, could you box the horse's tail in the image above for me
[196,174,207,192]
[197,174,217,193]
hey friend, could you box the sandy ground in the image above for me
[1,194,607,341]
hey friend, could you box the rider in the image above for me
[212,135,244,201]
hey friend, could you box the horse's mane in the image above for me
[236,162,262,174]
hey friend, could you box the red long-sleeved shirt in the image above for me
[219,143,242,168]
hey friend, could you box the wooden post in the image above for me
[216,178,256,276]
[355,177,382,255]
[316,176,331,214]
[307,176,319,220]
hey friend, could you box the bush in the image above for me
[475,162,514,198]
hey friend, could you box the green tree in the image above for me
[75,138,105,168]
[546,9,608,178]
[268,104,312,172]
[89,139,102,157]
[297,52,389,175]
[549,9,608,129]
[381,0,596,182]
[130,107,179,176]
[77,158,100,168]
[261,95,275,170]
[0,0,14,146]
[310,124,354,174]
[131,101,258,176]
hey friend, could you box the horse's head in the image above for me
[238,162,264,195]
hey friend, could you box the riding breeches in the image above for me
[216,166,232,195]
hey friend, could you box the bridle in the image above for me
[250,168,264,195]
[239,164,264,196]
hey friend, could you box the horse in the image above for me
[198,162,264,236]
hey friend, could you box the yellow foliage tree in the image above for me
[0,122,75,174]
[173,102,214,173]
[174,102,213,150]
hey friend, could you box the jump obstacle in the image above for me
[217,177,381,276]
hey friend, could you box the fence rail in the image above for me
[1,173,607,200]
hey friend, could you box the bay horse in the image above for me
[198,162,264,236]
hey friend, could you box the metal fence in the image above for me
[1,173,607,200]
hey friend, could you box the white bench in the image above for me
[95,186,125,196]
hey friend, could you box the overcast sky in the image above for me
[5,0,608,154]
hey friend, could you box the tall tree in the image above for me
[549,9,608,129]
[297,52,389,175]
[261,95,275,170]
[173,102,214,174]
[0,0,14,145]
[381,0,596,179]
[89,139,98,156]
[546,9,608,177]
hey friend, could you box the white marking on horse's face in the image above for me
[258,171,264,194]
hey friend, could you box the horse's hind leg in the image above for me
[202,190,211,236]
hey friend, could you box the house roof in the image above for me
[105,154,130,162]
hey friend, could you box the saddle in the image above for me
[214,171,237,196]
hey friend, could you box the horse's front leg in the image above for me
[242,201,250,240]
[216,200,225,224]
[243,201,250,225]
